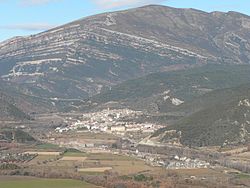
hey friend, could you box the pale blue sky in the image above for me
[0,0,249,42]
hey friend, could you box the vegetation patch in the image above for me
[133,174,153,182]
[24,151,62,156]
[0,177,98,188]
[63,152,87,157]
[1,129,36,143]
[36,143,61,150]
[236,173,250,179]
[0,164,20,170]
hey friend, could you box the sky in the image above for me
[0,0,249,42]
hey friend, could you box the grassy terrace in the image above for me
[35,143,62,150]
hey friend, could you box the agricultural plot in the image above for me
[0,176,100,188]
[168,168,225,177]
[13,148,161,177]
[100,159,154,175]
[28,155,59,165]
[64,151,88,157]
[81,153,158,175]
[86,153,133,161]
[35,143,62,150]
[60,156,87,161]
[78,167,113,173]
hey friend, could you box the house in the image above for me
[111,126,126,132]
[85,143,94,148]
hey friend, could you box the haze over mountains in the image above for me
[1,5,250,147]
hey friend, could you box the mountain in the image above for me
[1,5,250,100]
[150,84,250,147]
[0,78,58,114]
[86,65,250,147]
[85,65,250,114]
[0,78,85,114]
[0,91,30,120]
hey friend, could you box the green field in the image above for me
[0,177,99,188]
[35,143,62,150]
[236,173,250,179]
[64,151,87,157]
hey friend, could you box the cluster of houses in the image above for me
[166,155,210,169]
[127,150,210,170]
[55,108,163,136]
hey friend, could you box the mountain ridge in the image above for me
[1,5,250,101]
[84,65,250,113]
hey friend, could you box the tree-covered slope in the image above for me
[85,65,250,114]
[151,84,250,147]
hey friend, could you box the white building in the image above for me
[111,126,126,132]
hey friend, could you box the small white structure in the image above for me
[111,126,126,132]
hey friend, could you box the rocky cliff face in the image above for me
[1,5,250,99]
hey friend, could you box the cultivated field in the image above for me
[60,156,87,161]
[168,168,226,177]
[100,159,154,175]
[82,153,160,175]
[64,151,88,157]
[25,150,160,176]
[28,155,59,165]
[0,176,100,188]
[78,167,113,172]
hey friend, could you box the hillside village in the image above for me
[45,108,213,171]
[55,108,164,138]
